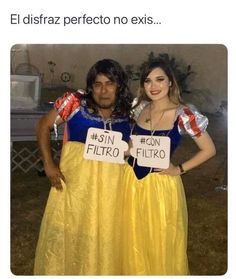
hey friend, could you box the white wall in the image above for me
[11,44,227,113]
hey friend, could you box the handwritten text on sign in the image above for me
[84,128,128,164]
[130,135,170,168]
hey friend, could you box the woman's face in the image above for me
[143,67,171,101]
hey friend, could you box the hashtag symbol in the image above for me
[91,133,98,140]
[140,137,146,144]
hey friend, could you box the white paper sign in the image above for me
[83,128,128,164]
[130,135,170,168]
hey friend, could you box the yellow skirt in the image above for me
[120,163,189,275]
[34,142,123,275]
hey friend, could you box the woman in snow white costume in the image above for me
[119,58,216,275]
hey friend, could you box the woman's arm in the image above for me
[179,131,216,172]
[161,131,216,176]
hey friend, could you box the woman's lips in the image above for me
[150,90,161,95]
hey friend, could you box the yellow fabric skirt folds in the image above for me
[34,142,123,275]
[120,163,189,275]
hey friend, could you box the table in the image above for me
[11,108,64,173]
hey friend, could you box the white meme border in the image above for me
[1,0,235,278]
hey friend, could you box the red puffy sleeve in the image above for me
[54,91,83,121]
[177,104,208,138]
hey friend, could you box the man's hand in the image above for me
[44,163,66,191]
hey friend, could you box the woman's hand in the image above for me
[159,163,181,176]
[44,162,66,191]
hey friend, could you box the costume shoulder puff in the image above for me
[131,98,149,121]
[54,89,86,121]
[177,104,209,138]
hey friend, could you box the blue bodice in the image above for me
[67,104,131,144]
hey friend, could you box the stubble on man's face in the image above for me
[92,74,118,110]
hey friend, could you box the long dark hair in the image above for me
[85,59,133,118]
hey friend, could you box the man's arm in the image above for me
[36,109,65,191]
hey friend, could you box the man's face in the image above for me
[92,74,118,109]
